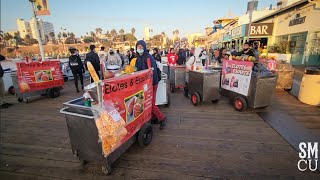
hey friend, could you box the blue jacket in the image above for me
[135,40,159,86]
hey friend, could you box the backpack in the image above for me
[147,58,162,82]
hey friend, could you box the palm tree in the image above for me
[62,32,67,38]
[119,29,125,42]
[111,29,117,41]
[131,28,135,35]
[175,30,179,37]
[161,32,166,37]
[57,34,61,44]
[90,31,96,42]
[49,32,55,42]
[70,32,75,43]
[95,28,102,37]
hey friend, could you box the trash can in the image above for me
[298,67,320,106]
[274,63,295,90]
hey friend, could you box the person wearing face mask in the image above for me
[231,42,255,57]
[135,40,166,130]
[106,48,122,67]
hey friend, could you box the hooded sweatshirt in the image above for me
[186,47,203,71]
[135,40,159,86]
[107,50,122,67]
[167,52,178,66]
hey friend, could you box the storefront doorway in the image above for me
[289,32,307,65]
[305,31,320,66]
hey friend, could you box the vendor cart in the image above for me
[220,60,277,111]
[188,70,221,106]
[221,74,277,111]
[11,71,62,103]
[169,65,186,92]
[60,69,154,175]
[155,73,170,106]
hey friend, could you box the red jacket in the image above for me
[167,53,178,65]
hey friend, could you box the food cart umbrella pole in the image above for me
[29,0,45,61]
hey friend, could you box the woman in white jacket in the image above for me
[184,47,203,97]
[106,48,122,67]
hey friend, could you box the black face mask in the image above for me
[243,48,248,51]
[110,52,114,55]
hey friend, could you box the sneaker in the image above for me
[0,104,9,108]
[159,117,167,130]
[76,88,80,93]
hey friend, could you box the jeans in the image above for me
[72,71,84,89]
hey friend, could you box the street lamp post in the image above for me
[247,0,256,43]
[29,0,45,61]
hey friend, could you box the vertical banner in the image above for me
[35,0,50,16]
[16,60,64,93]
[221,60,253,96]
[102,69,153,140]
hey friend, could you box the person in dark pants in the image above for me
[69,48,85,92]
[135,40,166,130]
[85,45,100,82]
[152,48,162,62]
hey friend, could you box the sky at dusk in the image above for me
[1,0,277,39]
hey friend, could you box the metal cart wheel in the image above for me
[234,96,247,111]
[191,92,201,106]
[101,163,112,175]
[170,83,175,93]
[137,123,153,147]
[8,86,15,95]
[49,88,61,98]
[18,97,23,102]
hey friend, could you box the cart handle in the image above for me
[59,107,95,119]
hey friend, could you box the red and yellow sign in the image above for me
[102,69,153,141]
[35,0,50,16]
[16,60,64,93]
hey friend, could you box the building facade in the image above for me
[254,0,320,66]
[16,19,32,39]
[17,18,54,43]
[30,18,54,43]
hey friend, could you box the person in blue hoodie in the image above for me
[135,40,166,130]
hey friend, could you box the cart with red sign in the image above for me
[169,65,186,92]
[60,69,154,175]
[11,60,64,103]
[220,60,277,111]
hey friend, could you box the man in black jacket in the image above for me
[0,54,12,108]
[85,45,100,82]
[69,48,85,92]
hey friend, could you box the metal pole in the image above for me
[29,1,45,61]
[247,0,255,43]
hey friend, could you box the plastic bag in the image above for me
[92,103,127,157]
